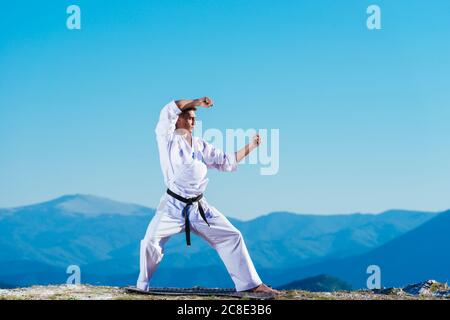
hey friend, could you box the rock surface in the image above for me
[0,281,449,300]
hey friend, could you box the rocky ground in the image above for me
[0,280,448,300]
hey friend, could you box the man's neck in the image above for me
[184,132,193,147]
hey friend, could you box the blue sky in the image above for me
[1,0,449,219]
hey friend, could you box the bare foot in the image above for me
[246,283,281,295]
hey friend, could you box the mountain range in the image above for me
[269,209,450,289]
[0,194,447,289]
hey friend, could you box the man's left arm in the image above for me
[236,134,260,163]
[202,140,238,172]
[202,134,260,172]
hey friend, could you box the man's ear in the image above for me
[175,116,183,128]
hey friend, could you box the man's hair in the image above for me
[180,107,197,116]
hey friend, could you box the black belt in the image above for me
[166,189,210,246]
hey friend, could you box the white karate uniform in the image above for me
[136,101,263,292]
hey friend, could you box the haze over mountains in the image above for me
[272,209,450,288]
[0,194,447,290]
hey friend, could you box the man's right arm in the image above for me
[175,97,213,111]
[155,100,183,138]
[174,99,195,111]
[155,98,214,138]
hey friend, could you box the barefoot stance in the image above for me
[246,283,281,295]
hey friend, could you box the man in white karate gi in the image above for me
[137,97,279,295]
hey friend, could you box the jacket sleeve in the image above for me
[201,140,238,172]
[155,100,182,139]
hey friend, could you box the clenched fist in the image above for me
[194,97,214,108]
[252,134,261,147]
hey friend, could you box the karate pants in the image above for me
[136,197,262,292]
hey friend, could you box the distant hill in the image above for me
[277,274,352,292]
[0,194,155,267]
[0,282,15,289]
[0,194,441,288]
[272,210,450,289]
[0,260,66,287]
[237,209,438,269]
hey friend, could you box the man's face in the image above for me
[176,110,196,133]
